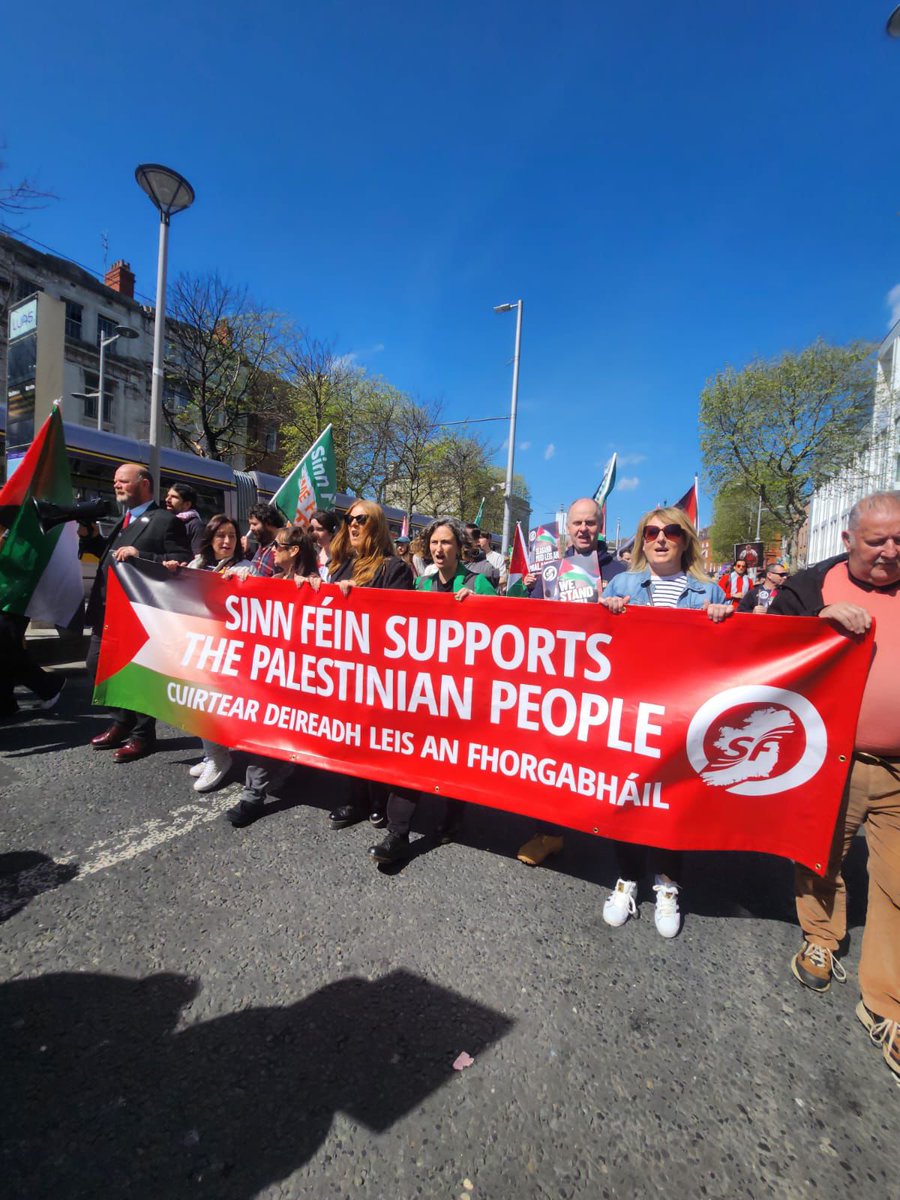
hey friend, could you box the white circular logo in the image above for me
[542,564,558,583]
[686,685,827,796]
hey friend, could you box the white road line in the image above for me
[62,793,237,878]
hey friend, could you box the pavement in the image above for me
[1,669,897,1200]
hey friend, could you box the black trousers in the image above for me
[612,840,682,885]
[87,630,156,739]
[0,614,59,711]
[386,791,464,836]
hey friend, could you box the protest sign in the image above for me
[95,560,872,873]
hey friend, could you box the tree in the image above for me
[0,159,55,216]
[700,339,875,563]
[708,480,784,563]
[163,272,283,467]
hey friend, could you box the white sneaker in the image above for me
[194,752,233,793]
[653,883,681,938]
[603,879,638,928]
[189,758,209,778]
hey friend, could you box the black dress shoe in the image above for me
[91,721,133,749]
[328,804,364,830]
[368,832,410,864]
[225,799,264,828]
[369,809,387,828]
[113,737,156,763]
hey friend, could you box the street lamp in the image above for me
[135,163,195,496]
[888,5,900,36]
[493,299,523,558]
[72,325,138,430]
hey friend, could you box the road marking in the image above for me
[63,794,237,878]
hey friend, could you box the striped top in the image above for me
[648,572,688,608]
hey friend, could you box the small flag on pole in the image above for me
[400,513,409,539]
[506,522,531,596]
[673,478,699,527]
[272,425,337,528]
[473,496,486,526]
[0,405,83,626]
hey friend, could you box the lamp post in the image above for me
[72,325,138,430]
[888,5,900,36]
[135,163,195,496]
[493,299,523,558]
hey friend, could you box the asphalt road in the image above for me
[1,666,897,1200]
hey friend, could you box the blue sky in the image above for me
[5,2,900,537]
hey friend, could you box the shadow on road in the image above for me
[0,851,79,923]
[2,968,513,1199]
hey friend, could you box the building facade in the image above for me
[806,322,900,563]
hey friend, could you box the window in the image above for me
[164,380,191,411]
[264,425,278,454]
[96,314,118,347]
[82,370,114,424]
[65,300,83,341]
[14,277,41,303]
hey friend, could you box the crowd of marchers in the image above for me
[4,461,899,1084]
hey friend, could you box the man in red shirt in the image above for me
[770,491,900,1079]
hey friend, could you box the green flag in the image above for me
[473,496,485,526]
[272,425,337,527]
[0,405,83,625]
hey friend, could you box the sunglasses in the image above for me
[643,523,686,543]
[346,513,369,526]
[273,540,294,550]
[768,570,788,579]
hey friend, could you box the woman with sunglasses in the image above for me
[225,526,320,827]
[322,500,415,829]
[599,507,731,938]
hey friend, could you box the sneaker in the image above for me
[790,940,847,993]
[856,1001,900,1079]
[603,879,638,928]
[516,833,564,867]
[38,679,65,710]
[189,758,209,778]
[653,883,681,938]
[368,832,411,865]
[194,752,233,793]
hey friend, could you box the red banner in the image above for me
[95,560,873,873]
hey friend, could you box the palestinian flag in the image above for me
[506,522,530,597]
[673,478,699,527]
[272,424,337,528]
[0,406,83,625]
[593,452,617,509]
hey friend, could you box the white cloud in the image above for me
[617,476,640,491]
[519,440,531,451]
[544,443,555,460]
[888,284,900,329]
[618,452,647,466]
[333,342,386,370]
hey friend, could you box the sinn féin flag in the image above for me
[272,425,337,528]
[0,406,83,626]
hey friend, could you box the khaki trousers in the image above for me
[795,756,900,1023]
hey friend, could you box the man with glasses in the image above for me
[737,560,790,613]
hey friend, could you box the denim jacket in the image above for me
[603,569,726,609]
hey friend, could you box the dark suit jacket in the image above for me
[86,502,191,629]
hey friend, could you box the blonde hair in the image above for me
[629,507,711,582]
[328,499,396,586]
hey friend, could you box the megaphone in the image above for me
[34,497,116,533]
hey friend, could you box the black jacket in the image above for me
[768,554,877,618]
[86,503,191,628]
[329,555,414,590]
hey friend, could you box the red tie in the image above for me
[122,512,131,529]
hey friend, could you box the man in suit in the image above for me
[86,463,191,762]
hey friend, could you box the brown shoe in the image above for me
[790,940,847,992]
[91,722,133,750]
[517,833,565,867]
[113,737,156,763]
[856,1001,900,1078]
